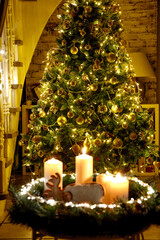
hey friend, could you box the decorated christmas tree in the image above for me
[21,0,158,173]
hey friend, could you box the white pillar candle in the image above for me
[110,173,129,203]
[76,148,93,184]
[44,158,63,190]
[96,173,112,204]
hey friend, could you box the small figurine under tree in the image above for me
[21,0,159,173]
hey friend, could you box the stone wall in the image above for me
[25,0,157,103]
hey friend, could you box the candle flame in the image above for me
[82,147,87,154]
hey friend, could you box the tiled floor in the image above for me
[0,174,160,240]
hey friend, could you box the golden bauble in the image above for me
[111,105,118,113]
[146,156,153,165]
[38,150,44,158]
[85,44,91,50]
[67,110,75,118]
[122,122,128,129]
[76,116,84,125]
[94,138,102,147]
[84,6,92,13]
[106,52,116,63]
[90,83,98,91]
[128,113,136,122]
[72,143,81,155]
[129,132,137,141]
[63,20,71,29]
[32,135,41,143]
[57,115,67,126]
[120,39,127,48]
[79,29,86,36]
[113,138,123,148]
[43,125,48,131]
[57,88,64,95]
[62,68,70,74]
[82,74,89,81]
[30,113,36,120]
[98,105,107,114]
[70,80,77,87]
[50,105,58,114]
[62,39,67,46]
[18,140,24,146]
[110,76,119,85]
[39,110,46,118]
[70,46,79,55]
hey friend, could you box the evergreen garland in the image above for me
[9,176,160,237]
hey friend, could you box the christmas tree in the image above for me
[21,0,158,173]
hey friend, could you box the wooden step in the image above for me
[5,158,13,168]
[9,107,21,113]
[13,61,23,67]
[15,39,23,46]
[0,192,8,200]
[11,84,22,89]
[4,131,19,139]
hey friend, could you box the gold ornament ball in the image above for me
[62,39,67,46]
[63,20,71,30]
[38,150,44,158]
[57,115,67,126]
[30,113,36,120]
[18,140,24,146]
[67,110,75,118]
[70,46,79,55]
[94,138,102,147]
[50,105,58,114]
[57,88,64,95]
[76,116,84,125]
[90,83,98,91]
[129,132,137,141]
[85,44,91,50]
[82,74,89,81]
[84,6,92,13]
[98,105,107,114]
[43,125,48,131]
[72,144,81,155]
[113,138,123,148]
[39,110,46,118]
[32,135,41,143]
[70,80,77,87]
[110,76,119,85]
[122,122,128,129]
[128,113,136,122]
[106,52,116,63]
[111,105,118,113]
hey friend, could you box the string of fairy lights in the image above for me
[20,174,155,210]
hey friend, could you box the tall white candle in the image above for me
[96,173,112,204]
[44,158,63,190]
[110,173,129,203]
[76,148,93,184]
